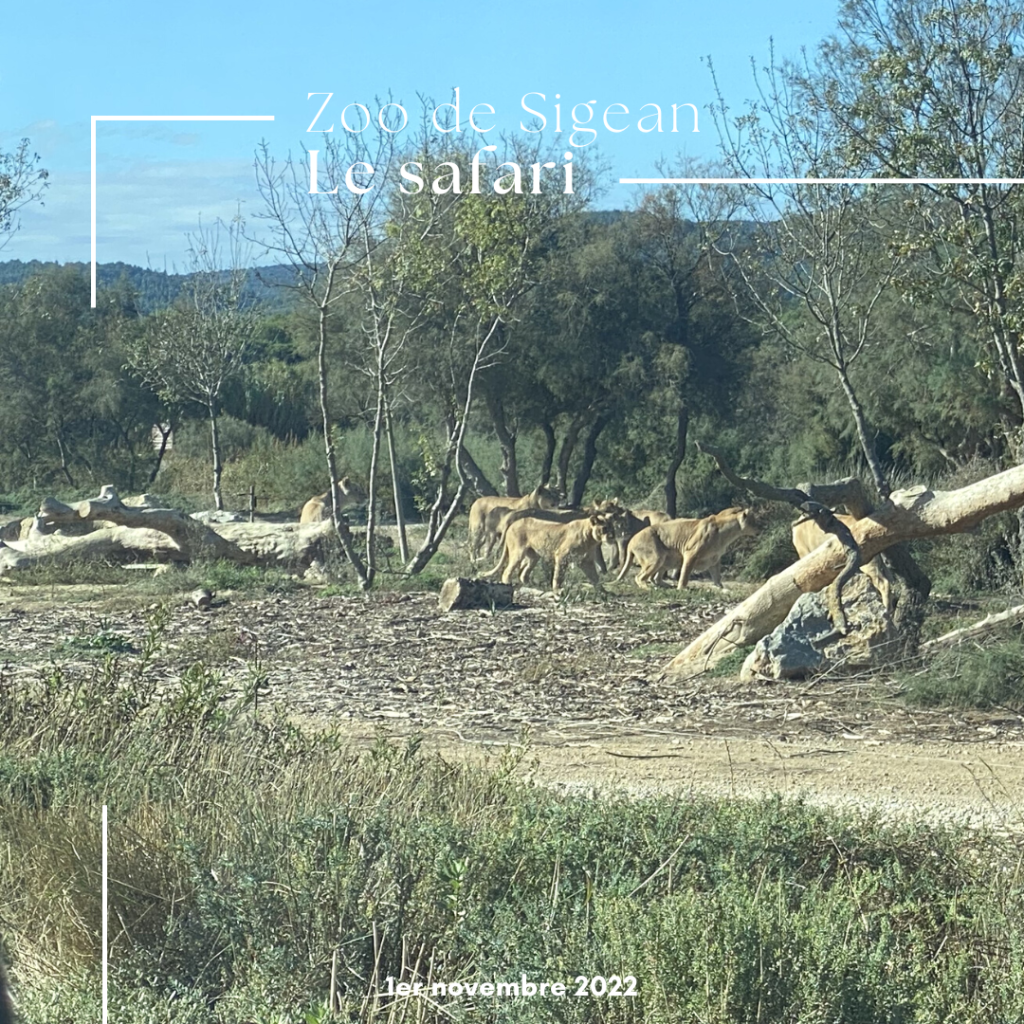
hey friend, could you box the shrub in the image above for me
[905,631,1024,710]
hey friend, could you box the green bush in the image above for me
[4,641,1024,1021]
[905,631,1024,710]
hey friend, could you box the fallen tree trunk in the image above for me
[664,467,1024,678]
[35,487,255,563]
[920,603,1024,652]
[0,525,185,572]
[0,486,338,574]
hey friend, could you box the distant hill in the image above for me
[0,211,651,314]
[0,259,301,314]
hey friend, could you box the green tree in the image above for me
[125,220,260,510]
[0,139,48,248]
[0,268,159,492]
[819,0,1024,447]
[712,50,901,499]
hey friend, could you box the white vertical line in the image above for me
[102,804,108,1024]
[91,117,97,309]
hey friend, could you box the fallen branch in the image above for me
[920,604,1024,652]
[0,486,339,573]
[694,441,873,517]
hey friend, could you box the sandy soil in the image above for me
[3,582,1024,830]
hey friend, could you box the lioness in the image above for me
[605,507,663,570]
[792,514,894,612]
[299,477,368,523]
[468,485,560,561]
[498,513,617,591]
[630,508,671,526]
[678,507,758,589]
[616,516,703,588]
[486,499,626,581]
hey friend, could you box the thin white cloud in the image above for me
[10,157,268,267]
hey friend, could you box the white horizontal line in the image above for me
[621,177,1024,185]
[93,114,275,121]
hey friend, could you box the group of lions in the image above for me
[469,489,759,593]
[297,476,886,604]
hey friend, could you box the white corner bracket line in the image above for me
[102,804,108,1023]
[620,175,1024,186]
[90,114,275,307]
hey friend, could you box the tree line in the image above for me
[1,0,1022,585]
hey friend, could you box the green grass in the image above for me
[905,631,1024,710]
[4,634,1024,1022]
[706,645,753,677]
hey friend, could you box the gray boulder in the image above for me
[741,573,897,681]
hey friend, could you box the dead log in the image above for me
[37,485,254,563]
[211,520,334,568]
[664,467,1024,677]
[0,525,185,572]
[695,441,873,517]
[0,486,338,574]
[920,603,1024,651]
[439,578,514,612]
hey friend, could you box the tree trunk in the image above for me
[486,391,520,497]
[568,414,610,508]
[664,404,689,519]
[406,319,500,574]
[457,444,497,497]
[539,421,556,487]
[384,395,409,563]
[316,301,369,587]
[664,466,1024,677]
[364,359,387,589]
[56,431,76,488]
[556,417,583,499]
[148,422,173,485]
[208,402,224,511]
[834,359,890,501]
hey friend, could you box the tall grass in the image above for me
[4,623,1024,1022]
[905,631,1024,710]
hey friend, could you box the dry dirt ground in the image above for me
[3,580,1024,831]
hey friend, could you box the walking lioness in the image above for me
[616,516,703,587]
[496,513,617,591]
[468,485,560,561]
[678,507,758,589]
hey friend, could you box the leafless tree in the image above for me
[254,123,397,588]
[711,51,901,500]
[125,217,260,510]
[0,138,48,250]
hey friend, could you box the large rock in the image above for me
[741,573,897,681]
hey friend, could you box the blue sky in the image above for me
[3,0,838,268]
